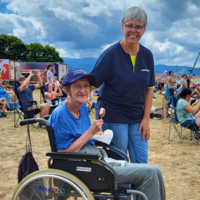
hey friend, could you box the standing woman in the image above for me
[47,64,54,85]
[91,6,155,164]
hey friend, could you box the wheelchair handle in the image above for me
[20,118,50,126]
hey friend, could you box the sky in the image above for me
[0,0,200,69]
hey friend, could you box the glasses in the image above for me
[124,24,144,32]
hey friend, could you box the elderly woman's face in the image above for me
[69,78,91,103]
[122,19,145,45]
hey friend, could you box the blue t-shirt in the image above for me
[48,102,95,150]
[17,85,35,111]
[91,41,155,124]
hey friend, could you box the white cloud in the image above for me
[1,0,200,67]
[0,13,45,40]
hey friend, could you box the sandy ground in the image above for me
[0,90,200,200]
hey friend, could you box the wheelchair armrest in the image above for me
[44,115,50,120]
[46,151,100,160]
[104,146,129,161]
[95,141,115,147]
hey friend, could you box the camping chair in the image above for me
[40,84,59,114]
[169,96,200,144]
[13,81,41,128]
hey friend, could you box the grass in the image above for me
[1,90,200,199]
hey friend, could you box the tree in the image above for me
[0,34,27,61]
[0,34,64,63]
[26,43,64,63]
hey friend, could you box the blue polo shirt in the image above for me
[17,85,35,111]
[91,41,155,124]
[48,102,95,150]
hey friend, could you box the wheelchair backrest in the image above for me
[46,125,57,152]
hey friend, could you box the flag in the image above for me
[163,70,169,74]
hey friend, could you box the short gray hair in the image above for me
[122,6,147,28]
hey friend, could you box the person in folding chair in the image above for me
[0,97,13,117]
[176,88,200,127]
[48,69,166,200]
[17,71,50,128]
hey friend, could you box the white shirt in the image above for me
[47,70,54,84]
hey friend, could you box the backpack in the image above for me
[18,123,39,183]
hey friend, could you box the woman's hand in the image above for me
[138,118,150,141]
[89,119,104,135]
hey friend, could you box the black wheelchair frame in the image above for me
[18,118,148,200]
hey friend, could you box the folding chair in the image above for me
[13,81,41,128]
[169,96,199,144]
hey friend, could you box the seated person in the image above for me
[5,86,18,102]
[17,71,50,128]
[44,83,62,106]
[0,97,12,117]
[176,88,200,127]
[48,69,166,200]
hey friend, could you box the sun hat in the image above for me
[62,69,98,86]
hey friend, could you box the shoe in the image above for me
[0,112,7,117]
[7,107,15,111]
[39,125,46,129]
[38,123,46,129]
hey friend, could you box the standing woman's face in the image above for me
[122,19,145,45]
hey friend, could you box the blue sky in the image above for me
[0,0,200,69]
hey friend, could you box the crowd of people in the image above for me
[163,70,200,131]
[155,73,198,94]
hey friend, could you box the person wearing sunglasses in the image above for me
[91,6,155,164]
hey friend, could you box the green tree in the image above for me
[0,34,27,61]
[26,43,64,63]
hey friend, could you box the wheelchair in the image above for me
[12,118,148,200]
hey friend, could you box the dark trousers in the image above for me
[169,88,174,97]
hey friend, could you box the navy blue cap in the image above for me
[62,69,98,86]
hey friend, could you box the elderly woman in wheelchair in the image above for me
[13,69,165,200]
[176,88,200,127]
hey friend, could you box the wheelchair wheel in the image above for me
[12,169,94,200]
